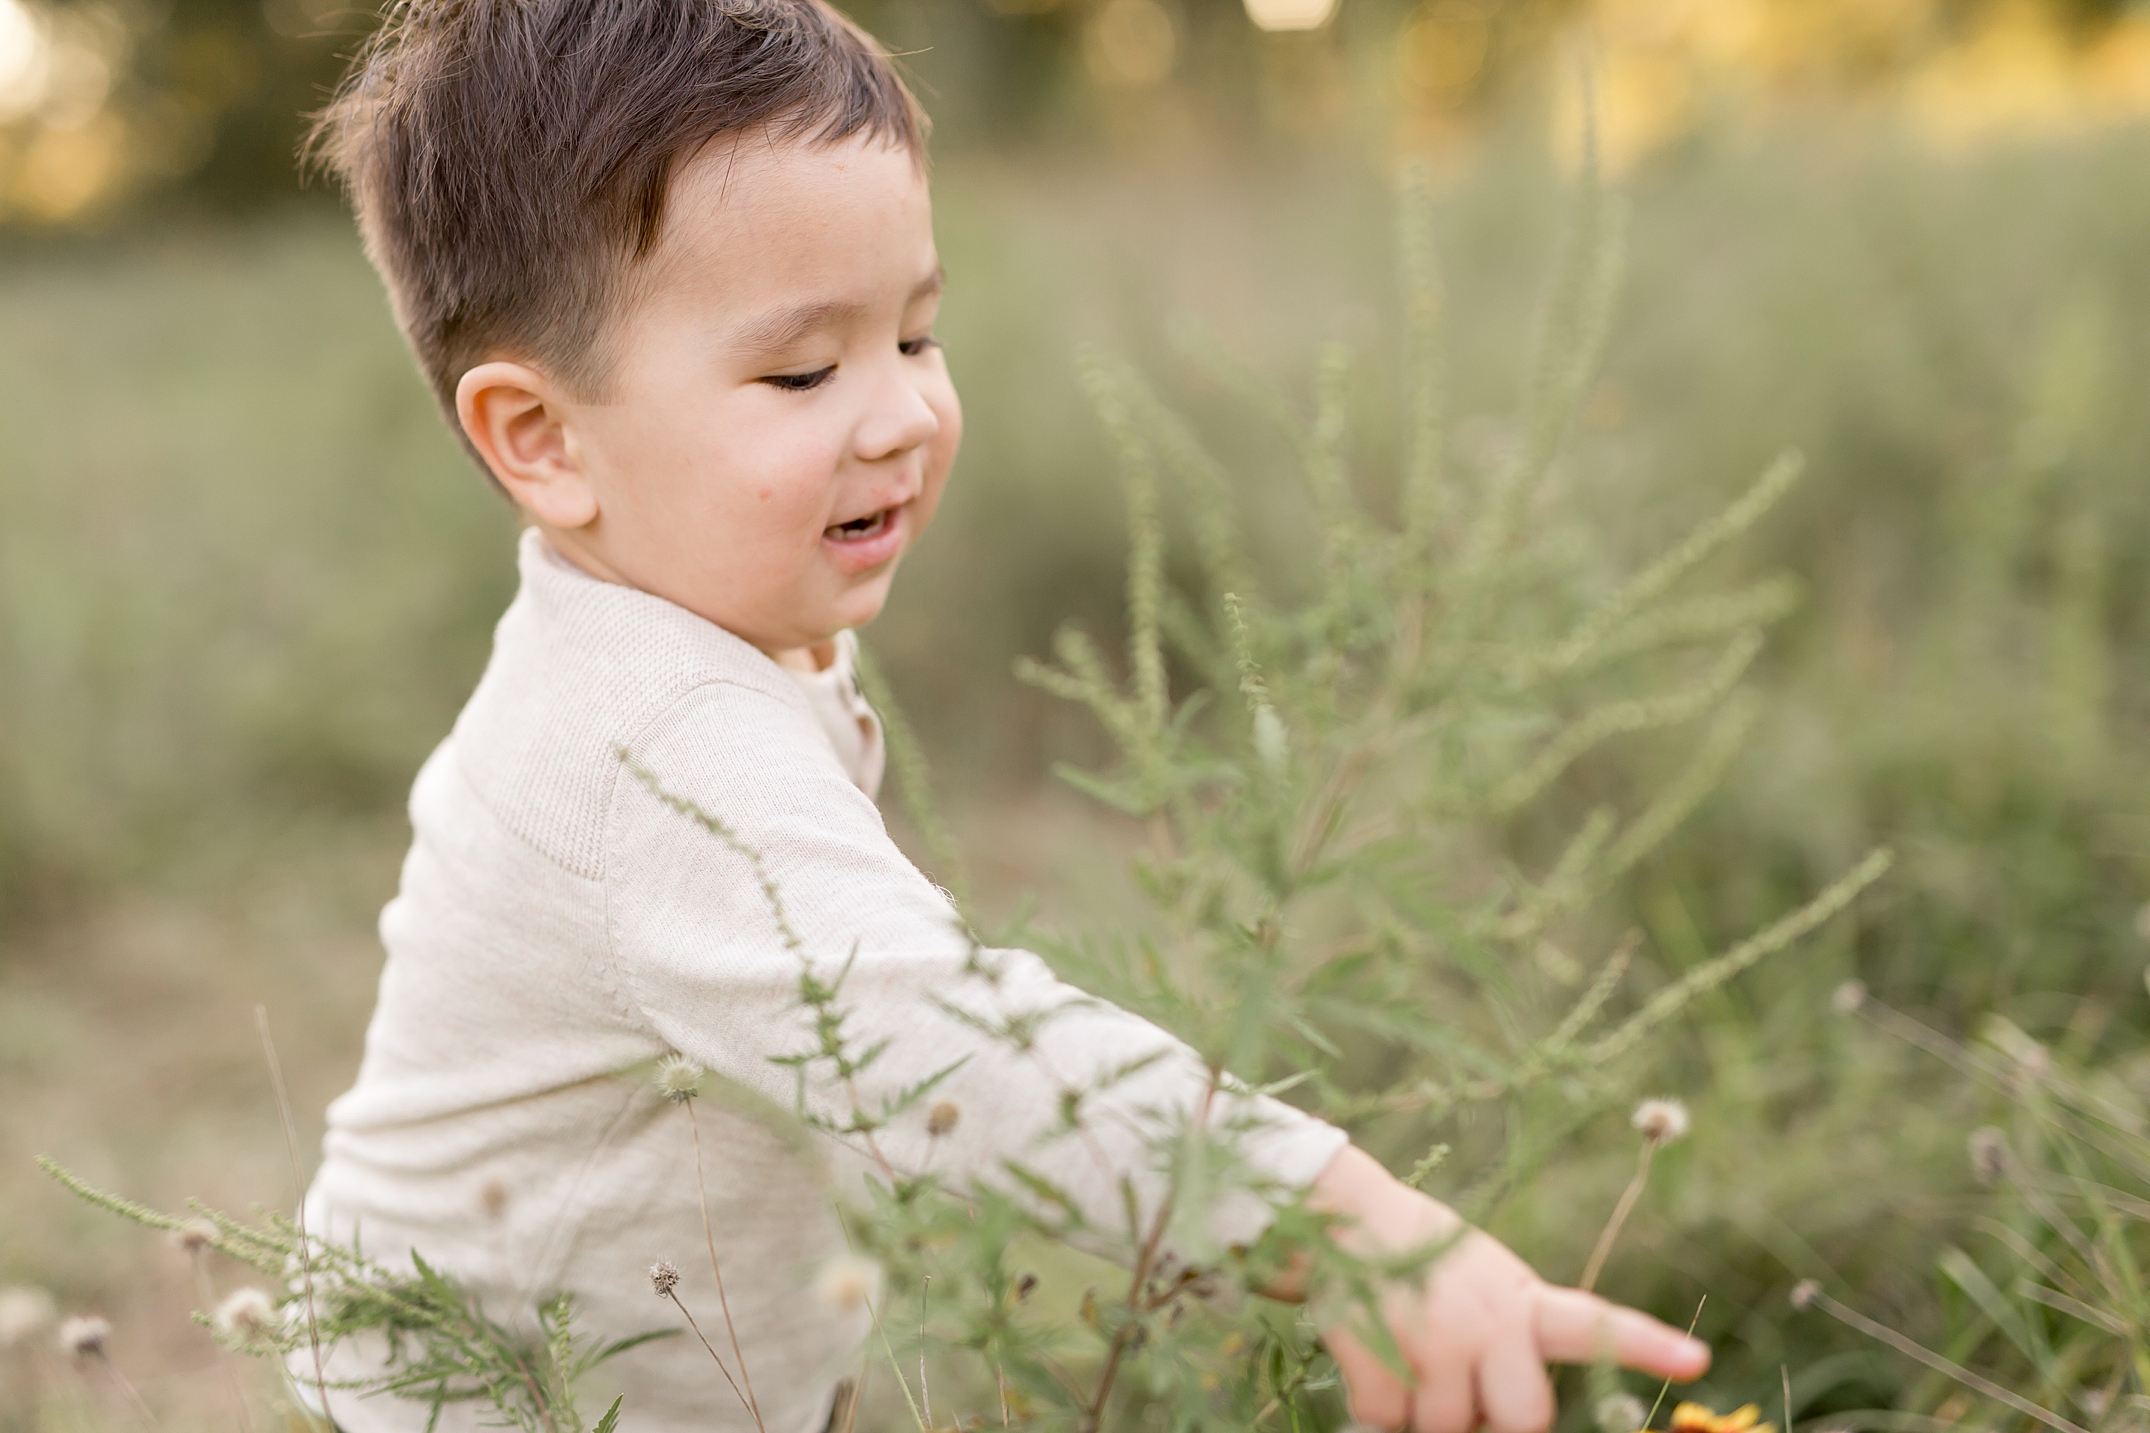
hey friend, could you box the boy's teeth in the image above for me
[830,509,887,538]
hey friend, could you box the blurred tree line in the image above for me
[4,0,2150,228]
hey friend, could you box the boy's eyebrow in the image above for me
[728,268,946,358]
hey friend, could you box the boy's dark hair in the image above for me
[310,0,926,443]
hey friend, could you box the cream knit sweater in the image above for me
[301,531,1346,1433]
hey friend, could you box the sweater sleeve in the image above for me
[604,679,1347,1256]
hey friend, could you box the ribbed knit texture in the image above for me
[299,531,1347,1433]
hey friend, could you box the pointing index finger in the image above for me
[1532,1287,1711,1381]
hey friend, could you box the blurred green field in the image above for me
[6,121,2150,1429]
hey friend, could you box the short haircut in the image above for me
[310,0,926,455]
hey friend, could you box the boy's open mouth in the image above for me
[825,506,895,542]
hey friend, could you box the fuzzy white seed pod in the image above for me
[1630,1098,1690,1146]
[1595,1392,1649,1433]
[58,1314,111,1360]
[0,1286,56,1351]
[648,1261,682,1298]
[654,1056,703,1104]
[1831,979,1867,1014]
[812,1254,883,1314]
[171,1218,219,1256]
[212,1288,279,1345]
[1789,1279,1820,1311]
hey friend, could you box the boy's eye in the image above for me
[899,336,939,358]
[761,366,835,392]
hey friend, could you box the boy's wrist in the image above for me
[1264,1144,1460,1301]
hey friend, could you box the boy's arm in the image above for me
[1292,1146,1710,1433]
[607,680,1346,1251]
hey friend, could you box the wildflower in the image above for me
[1595,1392,1648,1433]
[811,1254,882,1314]
[1830,979,1867,1015]
[213,1288,279,1344]
[1671,1404,1773,1433]
[171,1218,218,1256]
[655,1055,703,1103]
[1967,1126,2008,1186]
[926,1101,960,1138]
[0,1286,56,1351]
[649,1260,682,1298]
[58,1314,111,1360]
[1789,1279,1820,1310]
[1630,1098,1690,1146]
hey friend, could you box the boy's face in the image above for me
[464,133,959,659]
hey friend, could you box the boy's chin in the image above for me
[828,574,897,630]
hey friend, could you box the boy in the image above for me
[302,1,1710,1429]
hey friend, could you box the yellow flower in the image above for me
[1670,1403,1774,1433]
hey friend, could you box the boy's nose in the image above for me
[853,361,941,462]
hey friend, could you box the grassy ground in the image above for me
[5,120,2150,1428]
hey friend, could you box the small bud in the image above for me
[1630,1098,1690,1146]
[655,1056,703,1104]
[812,1254,882,1314]
[926,1101,960,1139]
[1831,980,1867,1015]
[0,1286,56,1351]
[1789,1279,1820,1311]
[171,1219,218,1256]
[58,1314,111,1360]
[1967,1127,2008,1186]
[1596,1392,1649,1433]
[212,1288,279,1345]
[649,1260,682,1298]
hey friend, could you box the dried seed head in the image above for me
[479,1180,510,1222]
[0,1286,56,1351]
[171,1219,218,1257]
[648,1260,682,1298]
[655,1056,703,1104]
[1967,1126,2009,1186]
[1831,979,1867,1015]
[926,1101,960,1139]
[213,1288,279,1344]
[812,1254,883,1314]
[1789,1279,1820,1311]
[58,1314,111,1360]
[1596,1392,1649,1433]
[1631,1098,1690,1146]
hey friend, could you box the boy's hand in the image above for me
[1300,1147,1710,1433]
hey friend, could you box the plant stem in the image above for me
[1580,1141,1656,1293]
[1804,1286,2089,1433]
[91,1351,162,1430]
[661,1288,753,1420]
[255,1006,332,1431]
[686,1104,763,1431]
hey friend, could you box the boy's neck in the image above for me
[532,525,836,675]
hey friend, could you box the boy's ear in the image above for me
[456,361,598,529]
